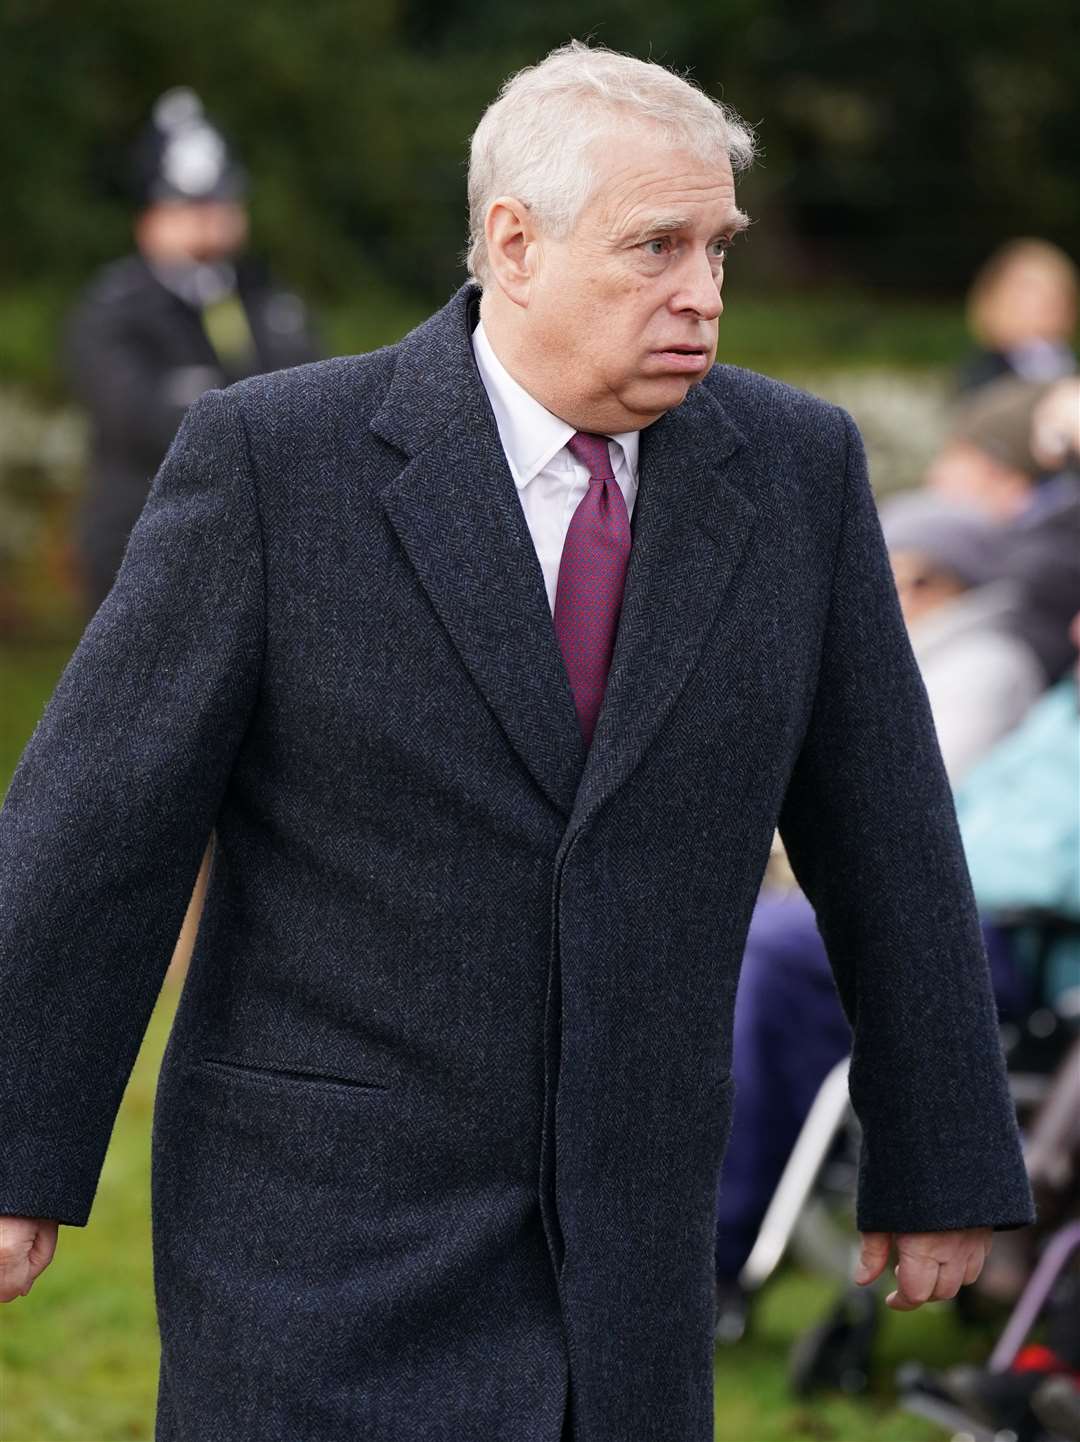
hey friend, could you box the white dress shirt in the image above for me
[471,319,639,616]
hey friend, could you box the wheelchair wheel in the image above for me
[788,1285,880,1397]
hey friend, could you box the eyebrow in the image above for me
[619,209,752,247]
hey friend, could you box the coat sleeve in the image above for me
[0,386,264,1227]
[776,406,1036,1236]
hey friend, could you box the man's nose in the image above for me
[670,250,724,321]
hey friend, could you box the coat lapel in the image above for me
[371,285,758,835]
[565,381,757,844]
[372,288,588,819]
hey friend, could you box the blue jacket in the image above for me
[956,675,1080,1004]
[0,283,1034,1441]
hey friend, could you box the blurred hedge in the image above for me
[2,1,1074,635]
[2,0,1078,389]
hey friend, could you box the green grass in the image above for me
[712,1271,989,1442]
[0,993,173,1442]
[1,641,996,1440]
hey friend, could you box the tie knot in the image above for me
[567,431,616,483]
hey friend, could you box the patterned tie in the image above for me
[553,431,632,748]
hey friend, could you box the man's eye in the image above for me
[710,239,731,260]
[644,237,671,256]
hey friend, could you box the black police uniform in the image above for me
[64,252,319,612]
[63,87,320,613]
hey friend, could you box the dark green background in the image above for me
[3,0,1077,381]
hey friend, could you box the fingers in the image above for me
[854,1231,892,1285]
[963,1247,986,1286]
[885,1228,993,1311]
[934,1254,969,1301]
[0,1216,59,1302]
[887,1254,938,1310]
[27,1220,59,1280]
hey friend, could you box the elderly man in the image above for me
[0,41,1033,1442]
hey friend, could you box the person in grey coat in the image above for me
[880,489,1047,779]
[0,40,1034,1442]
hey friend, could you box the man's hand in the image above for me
[854,1228,993,1310]
[0,1216,59,1301]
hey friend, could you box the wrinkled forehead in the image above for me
[579,124,745,236]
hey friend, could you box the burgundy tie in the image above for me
[553,431,632,748]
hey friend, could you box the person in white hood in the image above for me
[880,488,1047,783]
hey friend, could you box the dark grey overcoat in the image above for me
[0,282,1035,1441]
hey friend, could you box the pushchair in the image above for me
[898,1007,1080,1442]
[726,909,1080,1420]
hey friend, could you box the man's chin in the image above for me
[626,373,703,420]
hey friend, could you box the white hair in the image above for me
[466,40,758,286]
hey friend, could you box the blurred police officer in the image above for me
[64,87,320,615]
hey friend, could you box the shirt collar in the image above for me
[471,318,639,489]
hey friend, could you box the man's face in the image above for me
[983,259,1077,348]
[889,549,966,628]
[924,439,1033,522]
[517,127,747,433]
[135,199,249,265]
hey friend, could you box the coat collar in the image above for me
[371,283,758,839]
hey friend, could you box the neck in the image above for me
[478,290,562,417]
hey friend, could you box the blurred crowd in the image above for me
[56,86,1080,1442]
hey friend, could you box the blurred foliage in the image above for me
[2,0,1078,365]
[0,281,970,640]
[0,336,961,640]
[1,1,1073,634]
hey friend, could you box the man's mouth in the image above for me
[650,346,710,372]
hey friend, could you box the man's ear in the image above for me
[484,196,539,307]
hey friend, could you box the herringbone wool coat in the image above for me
[0,283,1035,1441]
